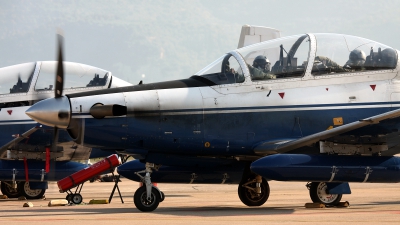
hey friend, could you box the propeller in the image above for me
[49,30,65,175]
[55,31,64,99]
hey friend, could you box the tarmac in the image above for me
[0,178,400,224]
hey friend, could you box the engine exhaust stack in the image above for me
[90,104,127,119]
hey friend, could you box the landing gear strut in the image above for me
[133,162,164,212]
[307,182,342,205]
[238,174,270,206]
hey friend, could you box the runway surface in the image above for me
[0,179,400,224]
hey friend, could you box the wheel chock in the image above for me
[0,195,8,199]
[89,199,109,204]
[336,201,350,207]
[18,196,26,200]
[48,199,68,207]
[23,202,33,207]
[305,203,325,208]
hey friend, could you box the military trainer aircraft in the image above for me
[0,35,131,199]
[26,29,400,211]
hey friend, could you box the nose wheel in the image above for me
[133,162,164,212]
[308,182,342,205]
[134,186,162,212]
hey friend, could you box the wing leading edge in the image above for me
[253,108,400,156]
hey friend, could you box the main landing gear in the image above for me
[0,181,45,199]
[133,162,164,212]
[307,182,342,205]
[18,181,46,199]
[238,174,270,206]
[1,181,20,198]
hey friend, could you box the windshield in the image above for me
[35,62,109,91]
[0,62,35,95]
[237,34,310,80]
[312,34,397,75]
[194,54,245,85]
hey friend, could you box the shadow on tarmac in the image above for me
[0,205,296,217]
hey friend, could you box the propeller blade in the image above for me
[55,32,64,98]
[47,126,59,177]
[52,127,59,153]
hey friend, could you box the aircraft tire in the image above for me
[134,186,161,212]
[309,182,342,205]
[71,194,83,204]
[0,181,21,198]
[160,191,165,202]
[238,177,270,206]
[17,181,45,199]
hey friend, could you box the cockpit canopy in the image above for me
[0,61,110,95]
[311,34,397,75]
[0,62,35,94]
[195,33,398,85]
[35,61,109,91]
[239,34,310,80]
[194,54,245,85]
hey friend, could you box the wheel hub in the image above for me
[317,182,339,204]
[5,185,18,194]
[140,192,156,207]
[24,182,42,197]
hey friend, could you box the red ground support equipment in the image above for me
[57,154,121,204]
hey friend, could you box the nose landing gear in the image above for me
[133,162,164,212]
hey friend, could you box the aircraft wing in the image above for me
[0,125,41,157]
[253,108,400,156]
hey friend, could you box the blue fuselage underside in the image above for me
[82,105,400,156]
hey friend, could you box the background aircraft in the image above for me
[0,36,131,199]
[26,29,400,211]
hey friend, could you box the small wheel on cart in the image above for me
[71,194,83,204]
[66,194,72,202]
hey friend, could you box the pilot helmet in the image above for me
[381,48,397,66]
[347,49,366,66]
[253,55,271,71]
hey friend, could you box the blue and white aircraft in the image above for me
[0,37,131,199]
[26,31,400,211]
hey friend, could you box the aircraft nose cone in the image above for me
[25,96,71,128]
